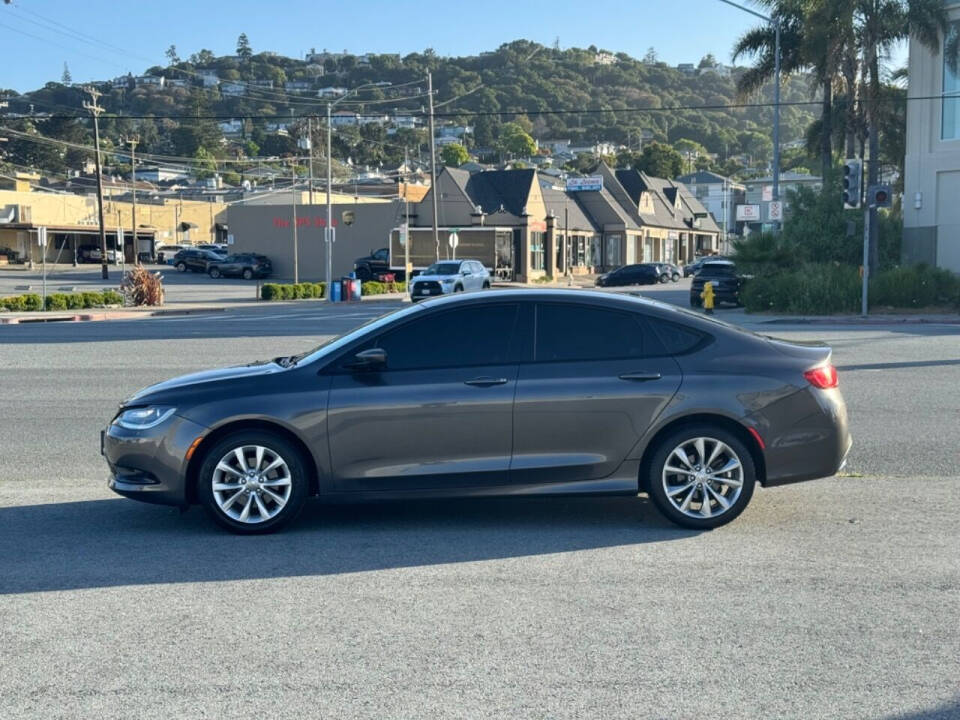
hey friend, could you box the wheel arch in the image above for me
[185,419,321,504]
[636,413,766,491]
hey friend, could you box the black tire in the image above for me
[659,274,670,283]
[454,284,464,292]
[209,267,221,279]
[242,268,254,280]
[672,273,681,282]
[482,281,491,289]
[176,262,187,272]
[689,296,701,307]
[197,430,310,534]
[645,424,756,530]
[355,266,373,282]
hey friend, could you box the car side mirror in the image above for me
[462,269,471,276]
[344,347,387,371]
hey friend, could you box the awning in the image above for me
[179,221,199,231]
[215,222,228,231]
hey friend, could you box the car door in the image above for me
[510,301,682,485]
[325,302,523,492]
[464,261,481,290]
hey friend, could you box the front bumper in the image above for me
[102,414,209,506]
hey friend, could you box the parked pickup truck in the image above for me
[353,248,399,281]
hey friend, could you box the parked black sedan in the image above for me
[102,289,851,534]
[207,253,273,280]
[690,260,745,307]
[595,263,660,287]
[172,248,224,273]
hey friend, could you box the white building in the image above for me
[675,170,746,239]
[200,72,219,87]
[318,86,348,98]
[134,166,190,183]
[903,2,960,271]
[135,75,165,88]
[218,119,245,136]
[330,111,359,127]
[221,82,246,97]
[284,80,313,93]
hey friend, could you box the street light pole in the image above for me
[716,0,781,230]
[427,72,440,261]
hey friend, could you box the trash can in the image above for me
[330,280,342,302]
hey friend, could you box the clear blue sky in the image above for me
[0,0,906,93]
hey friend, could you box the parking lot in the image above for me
[1,293,959,719]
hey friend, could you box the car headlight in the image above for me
[440,277,454,284]
[113,406,177,430]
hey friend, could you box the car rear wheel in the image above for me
[209,267,221,279]
[646,425,756,529]
[176,262,187,272]
[197,431,310,534]
[355,266,372,282]
[689,296,701,307]
[659,273,670,283]
[482,281,491,289]
[672,273,680,282]
[242,268,254,280]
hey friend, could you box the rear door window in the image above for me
[535,303,648,362]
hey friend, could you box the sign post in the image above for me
[768,201,783,223]
[448,229,459,259]
[38,226,47,309]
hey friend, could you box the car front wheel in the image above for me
[197,431,310,534]
[209,267,221,279]
[242,268,254,280]
[646,425,756,529]
[176,262,187,272]
[672,273,680,282]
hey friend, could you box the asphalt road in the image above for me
[1,296,959,719]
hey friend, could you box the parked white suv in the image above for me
[410,260,492,301]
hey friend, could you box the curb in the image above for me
[0,306,228,324]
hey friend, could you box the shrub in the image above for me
[261,283,281,301]
[870,265,960,309]
[45,293,69,311]
[362,281,384,295]
[741,264,860,314]
[279,284,294,300]
[23,294,43,311]
[1,295,27,311]
[121,266,164,306]
[81,291,105,308]
[102,290,123,306]
[314,282,326,298]
[298,283,316,299]
[289,283,305,299]
[65,293,85,310]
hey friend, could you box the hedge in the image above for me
[260,280,407,301]
[0,290,122,312]
[741,264,960,314]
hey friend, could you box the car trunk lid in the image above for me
[764,336,832,367]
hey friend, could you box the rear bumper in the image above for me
[102,415,208,506]
[753,386,852,487]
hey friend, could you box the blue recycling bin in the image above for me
[330,280,342,302]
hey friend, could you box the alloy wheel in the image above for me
[661,437,744,519]
[211,445,292,524]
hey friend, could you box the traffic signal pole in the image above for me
[861,203,871,317]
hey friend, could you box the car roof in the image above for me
[702,260,735,266]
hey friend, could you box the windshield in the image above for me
[291,303,423,366]
[701,264,736,276]
[424,262,461,275]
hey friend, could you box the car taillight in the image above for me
[804,364,838,389]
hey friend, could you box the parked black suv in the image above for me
[595,263,660,287]
[690,260,745,307]
[207,253,273,280]
[353,247,394,281]
[172,248,223,273]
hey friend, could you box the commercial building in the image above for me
[675,170,746,245]
[903,3,960,271]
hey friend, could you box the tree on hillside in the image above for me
[189,49,216,66]
[698,53,718,69]
[643,47,658,64]
[237,33,253,61]
[61,62,71,84]
[165,45,179,65]
[441,143,470,167]
[635,142,685,178]
[498,122,537,158]
[193,147,217,180]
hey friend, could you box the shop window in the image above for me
[530,231,545,271]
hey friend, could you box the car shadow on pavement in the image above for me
[881,698,960,720]
[0,495,697,595]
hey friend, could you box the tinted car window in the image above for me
[646,317,709,355]
[535,303,646,362]
[375,304,519,370]
[700,264,736,276]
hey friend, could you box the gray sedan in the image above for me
[102,289,851,533]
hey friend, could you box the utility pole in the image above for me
[326,102,334,297]
[722,177,728,254]
[427,72,440,261]
[291,158,299,284]
[125,135,139,264]
[403,147,411,300]
[83,86,109,279]
[307,116,315,206]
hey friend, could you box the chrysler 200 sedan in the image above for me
[103,290,851,534]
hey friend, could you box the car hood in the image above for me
[412,273,458,282]
[124,361,285,406]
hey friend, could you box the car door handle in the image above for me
[619,371,662,382]
[464,377,509,387]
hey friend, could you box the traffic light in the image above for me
[842,159,862,209]
[867,184,893,208]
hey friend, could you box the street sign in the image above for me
[768,201,783,222]
[736,204,760,221]
[342,210,355,226]
[448,232,459,249]
[762,185,773,202]
[565,176,603,192]
[37,227,47,246]
[227,233,235,245]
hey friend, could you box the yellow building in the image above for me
[0,181,227,265]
